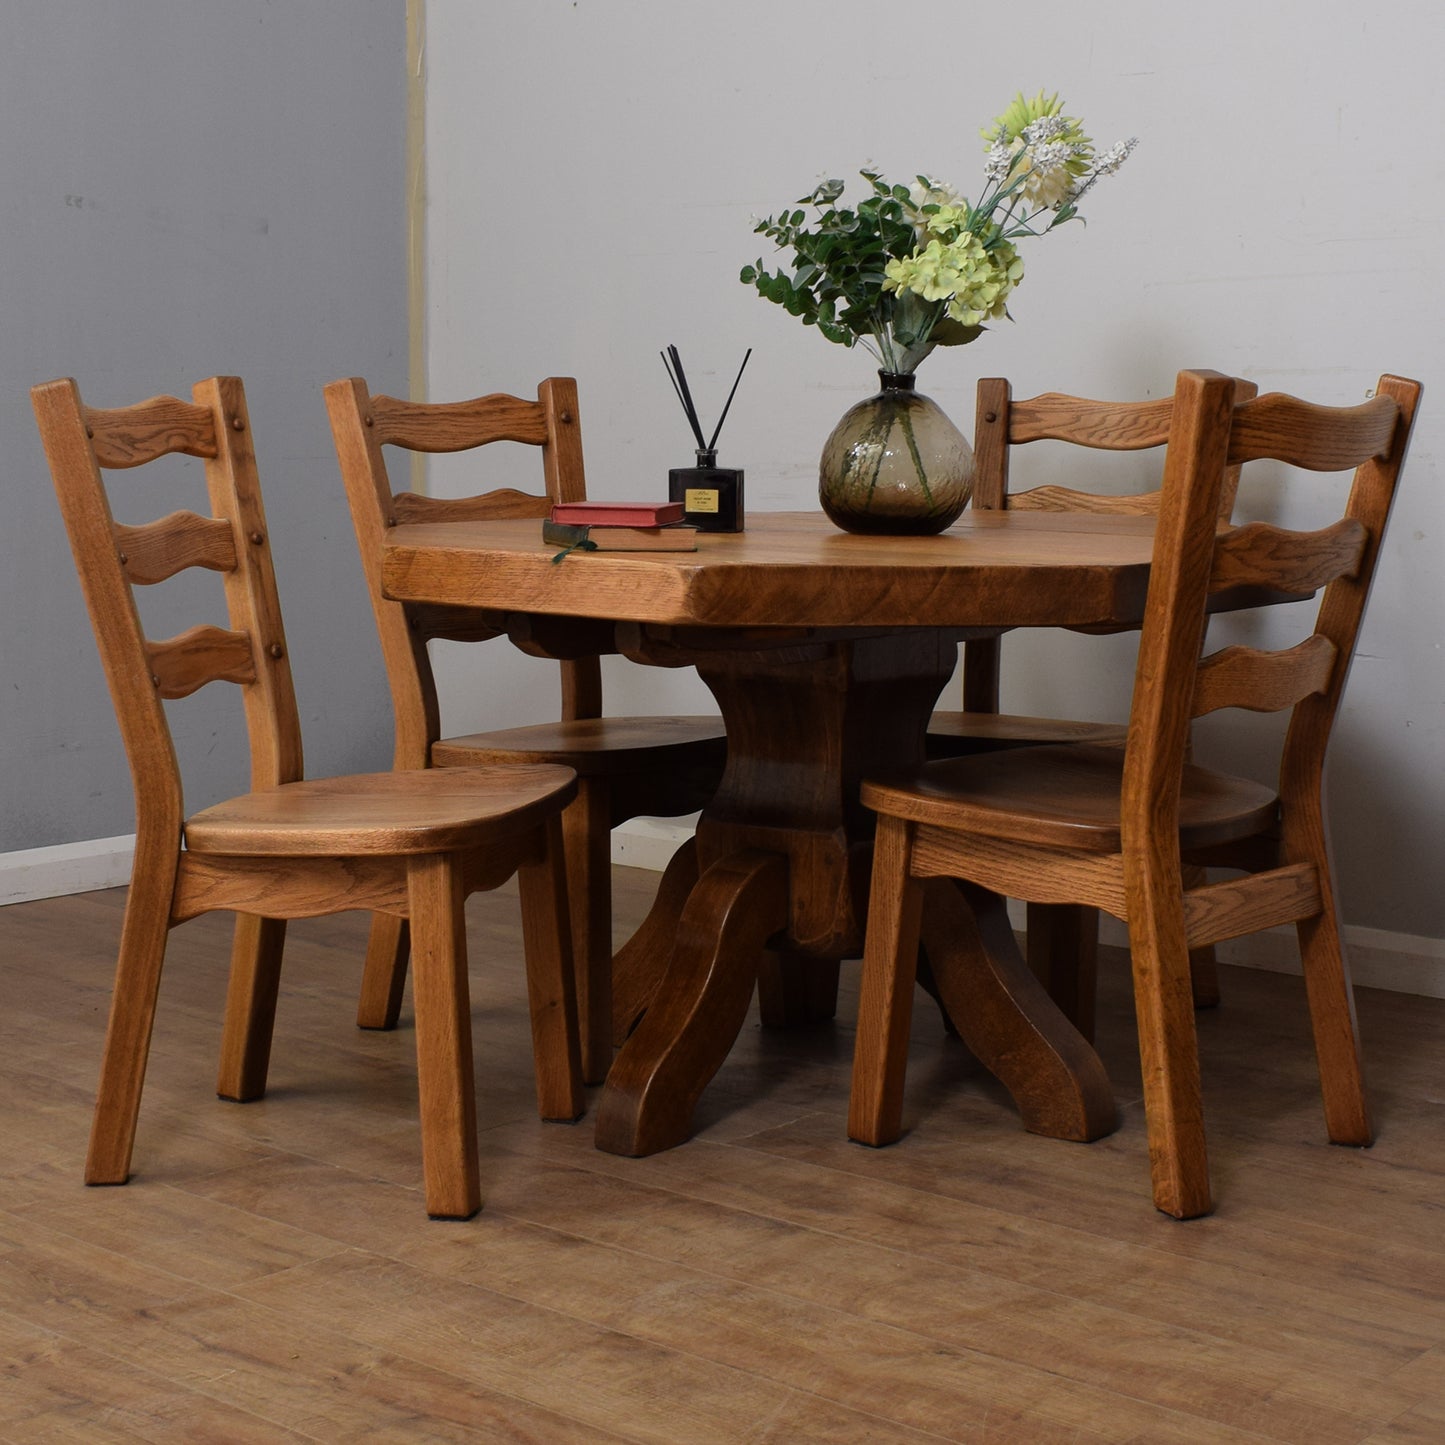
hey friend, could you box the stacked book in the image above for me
[543,501,699,553]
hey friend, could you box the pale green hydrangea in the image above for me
[883,233,1023,327]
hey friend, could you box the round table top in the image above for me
[381,509,1160,632]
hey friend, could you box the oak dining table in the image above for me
[380,508,1172,1157]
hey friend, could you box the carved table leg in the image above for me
[921,878,1117,1142]
[594,849,789,1157]
[610,836,698,1046]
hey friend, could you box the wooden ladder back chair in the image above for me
[34,375,583,1220]
[853,367,1421,1219]
[931,376,1258,1031]
[325,377,727,1084]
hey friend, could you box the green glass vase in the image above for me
[818,371,973,535]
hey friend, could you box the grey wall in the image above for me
[1,3,406,851]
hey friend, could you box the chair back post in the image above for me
[970,377,1013,512]
[326,375,443,768]
[34,378,187,841]
[193,376,304,791]
[959,378,1012,712]
[536,375,602,717]
[538,375,588,506]
[1274,375,1421,815]
[1119,370,1238,855]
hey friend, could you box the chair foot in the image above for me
[518,815,586,1122]
[562,780,614,1085]
[407,855,483,1222]
[357,913,409,1030]
[1296,906,1373,1147]
[217,914,287,1100]
[86,865,175,1190]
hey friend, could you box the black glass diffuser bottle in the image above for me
[662,346,749,532]
[670,447,743,532]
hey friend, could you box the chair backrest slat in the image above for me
[145,624,259,700]
[390,488,551,525]
[1210,518,1368,596]
[1001,483,1164,516]
[326,375,601,770]
[1191,636,1337,718]
[1007,393,1175,450]
[369,392,552,451]
[34,375,304,834]
[1227,391,1400,471]
[116,511,239,585]
[83,395,219,467]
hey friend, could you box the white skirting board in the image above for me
[0,834,138,907]
[6,822,1444,1002]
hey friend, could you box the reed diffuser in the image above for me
[663,345,749,532]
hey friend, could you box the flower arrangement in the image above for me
[740,91,1136,377]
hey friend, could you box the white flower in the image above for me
[1029,140,1078,175]
[1094,137,1138,175]
[1066,137,1138,203]
[1022,114,1071,145]
[1012,138,1079,210]
[984,141,1013,183]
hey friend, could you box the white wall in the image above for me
[423,0,1444,940]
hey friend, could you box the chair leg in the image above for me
[355,913,410,1030]
[515,816,586,1123]
[216,913,287,1101]
[1297,895,1372,1146]
[1188,947,1222,1009]
[1182,866,1221,1009]
[562,778,613,1085]
[1025,902,1099,1043]
[86,866,175,1186]
[1125,881,1213,1219]
[405,853,481,1220]
[848,815,926,1147]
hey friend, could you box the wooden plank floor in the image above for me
[2,868,1443,1443]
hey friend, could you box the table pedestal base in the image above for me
[595,630,1117,1157]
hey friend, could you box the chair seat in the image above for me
[927,709,1130,751]
[432,714,726,774]
[184,765,577,856]
[862,744,1279,853]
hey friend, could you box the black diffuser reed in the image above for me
[664,345,749,532]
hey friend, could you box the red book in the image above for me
[550,500,684,527]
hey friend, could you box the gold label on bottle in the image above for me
[685,488,720,513]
